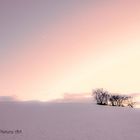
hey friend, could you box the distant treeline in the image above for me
[92,88,135,108]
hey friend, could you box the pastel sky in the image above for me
[1,0,140,101]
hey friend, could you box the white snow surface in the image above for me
[0,102,140,140]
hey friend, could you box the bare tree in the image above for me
[109,95,135,107]
[92,88,110,105]
[93,89,135,108]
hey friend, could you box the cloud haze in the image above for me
[0,96,17,101]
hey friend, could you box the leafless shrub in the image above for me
[109,95,135,107]
[92,88,110,105]
[92,89,135,108]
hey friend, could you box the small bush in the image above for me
[92,88,135,108]
[92,88,110,105]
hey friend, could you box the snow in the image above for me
[0,101,140,140]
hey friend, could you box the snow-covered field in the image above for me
[0,101,140,140]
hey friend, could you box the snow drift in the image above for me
[0,101,140,140]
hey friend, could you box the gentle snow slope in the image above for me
[0,102,140,140]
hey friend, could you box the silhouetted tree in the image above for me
[93,89,135,108]
[92,88,110,105]
[109,95,134,107]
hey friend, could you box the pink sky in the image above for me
[1,1,140,101]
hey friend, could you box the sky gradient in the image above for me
[1,0,140,101]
